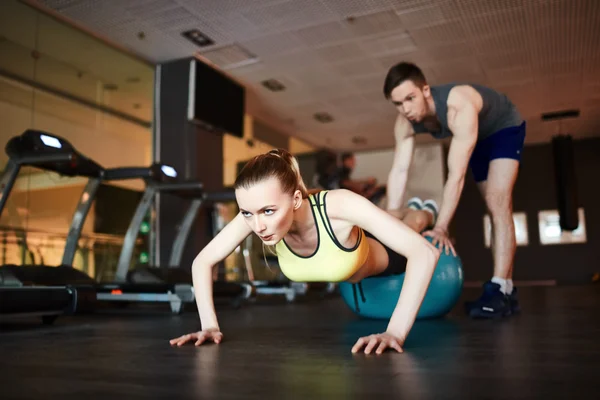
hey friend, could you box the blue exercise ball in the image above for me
[339,237,464,319]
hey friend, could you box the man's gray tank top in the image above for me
[410,83,523,141]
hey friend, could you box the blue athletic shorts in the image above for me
[469,121,526,182]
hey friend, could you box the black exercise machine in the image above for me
[0,130,191,315]
[0,130,95,322]
[91,164,198,313]
[125,185,252,307]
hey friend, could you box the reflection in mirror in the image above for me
[0,0,154,280]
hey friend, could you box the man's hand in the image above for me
[351,332,404,355]
[422,226,456,256]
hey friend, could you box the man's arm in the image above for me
[386,116,415,212]
[433,89,480,232]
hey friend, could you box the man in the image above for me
[383,62,525,319]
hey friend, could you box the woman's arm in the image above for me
[328,189,440,349]
[191,212,253,330]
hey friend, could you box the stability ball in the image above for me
[339,237,464,319]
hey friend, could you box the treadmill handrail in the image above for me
[5,131,105,178]
[203,189,236,203]
[16,153,75,166]
[103,167,158,181]
[154,181,204,190]
[153,181,204,198]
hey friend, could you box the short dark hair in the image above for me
[383,62,427,99]
[341,152,354,162]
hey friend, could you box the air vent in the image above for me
[541,109,580,121]
[182,29,215,48]
[201,44,258,70]
[261,79,286,92]
[314,112,334,123]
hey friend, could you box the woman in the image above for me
[170,149,441,354]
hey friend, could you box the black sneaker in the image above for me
[508,287,521,314]
[465,281,511,319]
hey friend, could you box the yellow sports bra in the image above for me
[275,191,370,282]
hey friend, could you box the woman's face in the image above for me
[235,176,301,244]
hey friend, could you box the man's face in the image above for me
[390,80,430,123]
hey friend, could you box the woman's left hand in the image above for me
[351,332,404,354]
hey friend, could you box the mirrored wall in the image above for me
[0,0,154,279]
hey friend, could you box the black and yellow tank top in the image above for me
[275,191,370,282]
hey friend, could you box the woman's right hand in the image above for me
[169,328,223,347]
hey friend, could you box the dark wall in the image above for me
[452,137,599,284]
[156,57,224,269]
[93,184,142,235]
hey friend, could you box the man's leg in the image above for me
[467,123,525,318]
[484,159,519,281]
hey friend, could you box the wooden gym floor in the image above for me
[1,285,599,399]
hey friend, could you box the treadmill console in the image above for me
[5,130,104,178]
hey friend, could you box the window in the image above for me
[483,212,529,248]
[538,208,587,245]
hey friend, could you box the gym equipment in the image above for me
[120,181,252,308]
[0,130,101,318]
[339,237,463,319]
[92,165,198,313]
[0,285,76,324]
[0,130,194,314]
[552,134,579,231]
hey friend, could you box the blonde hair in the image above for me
[234,149,308,198]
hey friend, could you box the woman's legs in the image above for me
[399,197,438,233]
[351,198,437,282]
[401,209,434,233]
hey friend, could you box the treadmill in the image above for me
[124,183,252,307]
[93,166,199,312]
[0,130,196,314]
[0,130,96,322]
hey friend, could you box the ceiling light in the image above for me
[261,79,286,92]
[352,136,367,145]
[103,83,118,91]
[314,112,334,123]
[182,29,215,48]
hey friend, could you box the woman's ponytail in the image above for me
[234,148,309,198]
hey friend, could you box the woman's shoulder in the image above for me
[307,188,352,202]
[317,189,359,218]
